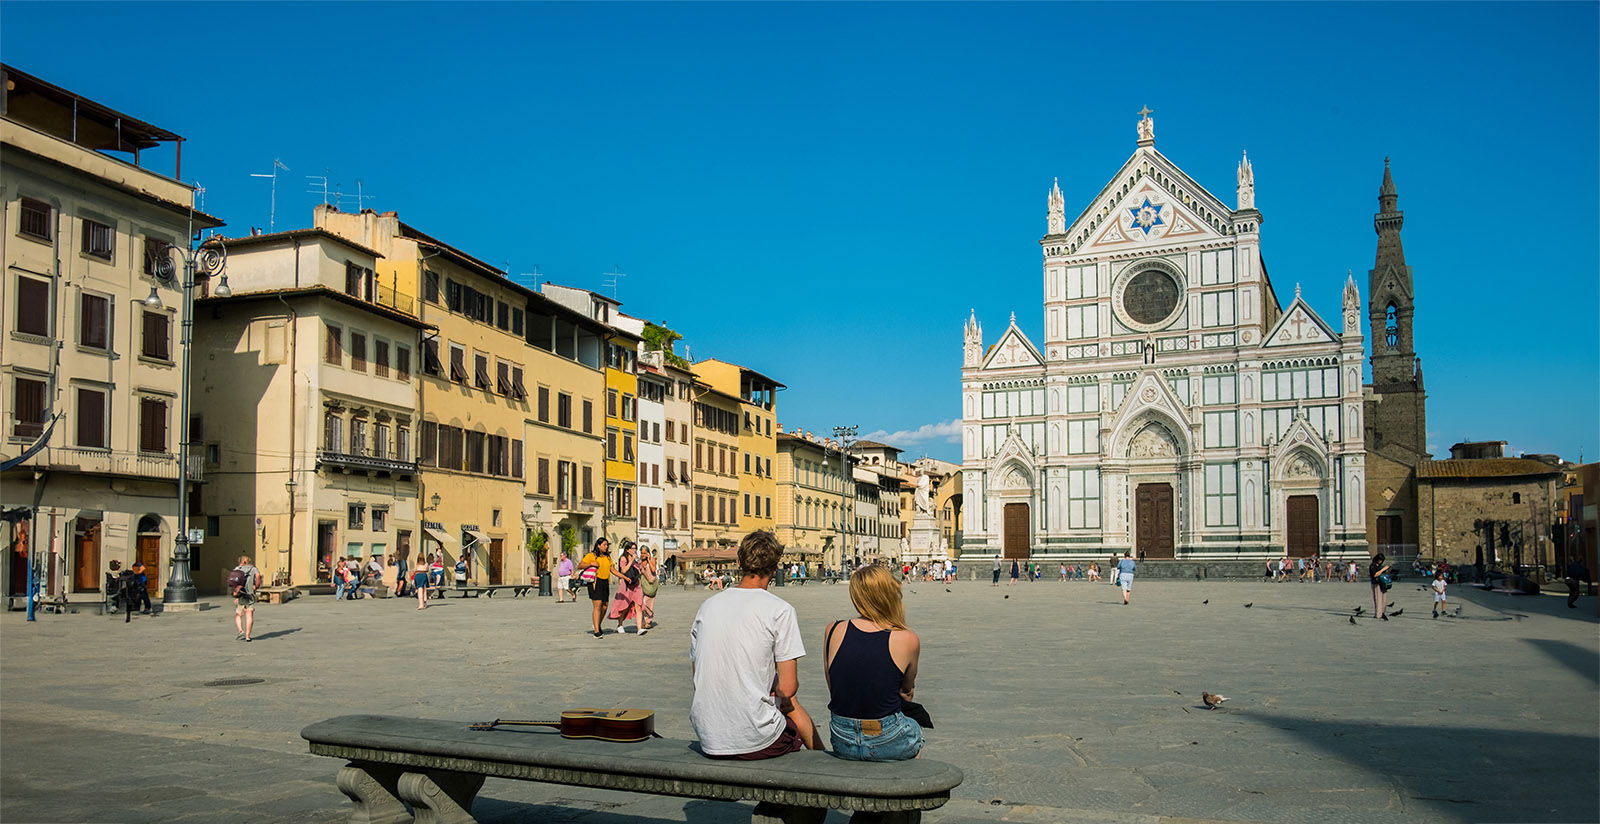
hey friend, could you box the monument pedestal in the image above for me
[908,517,941,561]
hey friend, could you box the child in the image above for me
[1431,569,1448,618]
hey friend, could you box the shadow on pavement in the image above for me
[1240,711,1599,823]
[1523,638,1599,685]
[250,627,302,641]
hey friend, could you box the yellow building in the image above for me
[694,359,782,539]
[191,229,426,592]
[537,284,641,548]
[775,429,850,570]
[315,207,531,585]
[690,382,742,553]
[1,66,223,604]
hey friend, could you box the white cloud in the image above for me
[860,419,962,447]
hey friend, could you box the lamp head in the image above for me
[213,274,232,298]
[144,285,163,307]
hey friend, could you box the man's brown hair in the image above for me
[737,530,783,578]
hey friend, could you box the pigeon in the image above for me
[1202,599,1209,605]
[1353,606,1364,615]
[1243,602,1253,608]
[1454,607,1463,617]
[1201,692,1228,709]
[945,588,951,592]
[1349,615,1357,625]
[1004,594,1010,599]
[1390,608,1404,617]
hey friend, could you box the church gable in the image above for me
[1371,261,1414,304]
[1057,149,1234,256]
[1261,296,1338,348]
[1106,370,1193,455]
[982,323,1044,370]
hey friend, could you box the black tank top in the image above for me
[826,621,904,719]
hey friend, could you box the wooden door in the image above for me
[136,535,161,594]
[317,522,337,582]
[10,520,30,596]
[73,519,102,592]
[489,538,504,585]
[1135,484,1175,559]
[1375,515,1401,551]
[1002,503,1030,559]
[1287,495,1319,557]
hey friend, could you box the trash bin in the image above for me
[773,569,786,587]
[538,571,552,597]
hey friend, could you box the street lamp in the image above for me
[831,425,858,572]
[150,233,226,605]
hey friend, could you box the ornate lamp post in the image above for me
[147,234,228,604]
[830,425,858,572]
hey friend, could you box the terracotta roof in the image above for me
[853,440,901,453]
[1417,458,1563,480]
[211,228,383,260]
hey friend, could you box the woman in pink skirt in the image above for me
[608,542,646,635]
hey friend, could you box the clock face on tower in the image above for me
[1123,269,1181,325]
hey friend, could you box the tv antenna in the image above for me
[192,182,207,212]
[306,169,332,206]
[250,158,290,232]
[353,179,375,211]
[602,265,627,299]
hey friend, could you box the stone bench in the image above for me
[482,585,534,598]
[302,714,962,824]
[255,586,299,605]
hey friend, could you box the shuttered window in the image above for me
[143,237,172,277]
[350,333,367,371]
[139,397,168,453]
[374,339,389,377]
[538,458,550,494]
[325,325,343,364]
[16,276,50,337]
[12,377,47,439]
[76,387,107,448]
[141,311,171,360]
[18,198,52,240]
[81,218,115,261]
[80,293,110,350]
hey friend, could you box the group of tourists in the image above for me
[899,560,955,582]
[689,531,925,762]
[555,539,660,638]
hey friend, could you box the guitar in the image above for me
[469,708,656,742]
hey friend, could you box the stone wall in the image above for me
[1418,477,1557,567]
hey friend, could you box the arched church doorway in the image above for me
[135,515,163,595]
[1003,503,1030,559]
[1287,495,1319,557]
[1135,483,1174,559]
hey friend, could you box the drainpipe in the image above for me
[277,238,302,585]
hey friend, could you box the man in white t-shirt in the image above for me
[690,530,822,759]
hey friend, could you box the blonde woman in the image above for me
[639,550,660,630]
[823,564,923,761]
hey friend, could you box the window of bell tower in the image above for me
[1384,303,1398,348]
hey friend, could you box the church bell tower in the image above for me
[1369,158,1418,386]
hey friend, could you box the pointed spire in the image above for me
[1378,156,1398,213]
[1009,311,1017,326]
[1294,282,1302,301]
[1047,177,1065,235]
[1236,150,1255,210]
[1343,269,1359,308]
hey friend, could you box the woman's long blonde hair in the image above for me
[849,565,909,631]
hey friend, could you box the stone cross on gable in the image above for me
[1288,311,1309,340]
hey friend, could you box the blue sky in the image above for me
[5,2,1596,464]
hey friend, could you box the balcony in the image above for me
[10,445,202,482]
[317,449,417,478]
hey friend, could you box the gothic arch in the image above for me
[1276,448,1325,482]
[1111,408,1190,459]
[992,459,1034,493]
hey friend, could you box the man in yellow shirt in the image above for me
[579,539,613,638]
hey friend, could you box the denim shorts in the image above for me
[829,712,923,762]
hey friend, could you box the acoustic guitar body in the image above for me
[558,708,656,742]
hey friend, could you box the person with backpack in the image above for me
[230,555,262,642]
[128,560,153,615]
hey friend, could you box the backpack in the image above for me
[228,566,250,597]
[118,569,140,600]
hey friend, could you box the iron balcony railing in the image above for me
[10,445,203,482]
[317,449,418,476]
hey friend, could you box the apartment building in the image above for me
[1,65,223,604]
[775,429,853,571]
[641,348,694,558]
[633,352,669,558]
[691,382,742,551]
[694,359,782,538]
[190,229,425,591]
[521,295,608,564]
[315,207,530,585]
[538,284,641,549]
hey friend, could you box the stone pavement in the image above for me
[2,576,1596,824]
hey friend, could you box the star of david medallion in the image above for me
[1128,197,1164,235]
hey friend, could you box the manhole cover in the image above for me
[204,677,265,687]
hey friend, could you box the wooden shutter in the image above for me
[17,277,50,336]
[538,458,551,494]
[81,294,108,349]
[76,388,105,448]
[140,397,167,452]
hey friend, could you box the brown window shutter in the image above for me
[17,278,50,336]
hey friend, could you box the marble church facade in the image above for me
[960,112,1369,562]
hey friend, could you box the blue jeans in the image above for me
[334,579,348,600]
[829,712,923,762]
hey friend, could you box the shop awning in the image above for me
[423,526,454,544]
[463,529,491,547]
[671,548,737,562]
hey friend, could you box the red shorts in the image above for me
[711,716,804,761]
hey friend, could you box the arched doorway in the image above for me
[1003,503,1030,559]
[1136,484,1175,559]
[135,515,163,595]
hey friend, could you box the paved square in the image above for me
[2,576,1596,824]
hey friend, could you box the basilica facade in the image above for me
[960,112,1369,562]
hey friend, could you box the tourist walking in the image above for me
[1431,569,1449,618]
[823,564,923,762]
[555,551,575,603]
[690,530,823,759]
[579,539,612,638]
[609,542,646,635]
[231,555,261,642]
[992,555,1001,586]
[640,550,660,629]
[1566,558,1591,609]
[394,552,409,597]
[412,554,431,609]
[1116,552,1137,605]
[128,560,152,614]
[1008,559,1020,586]
[1369,553,1393,620]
